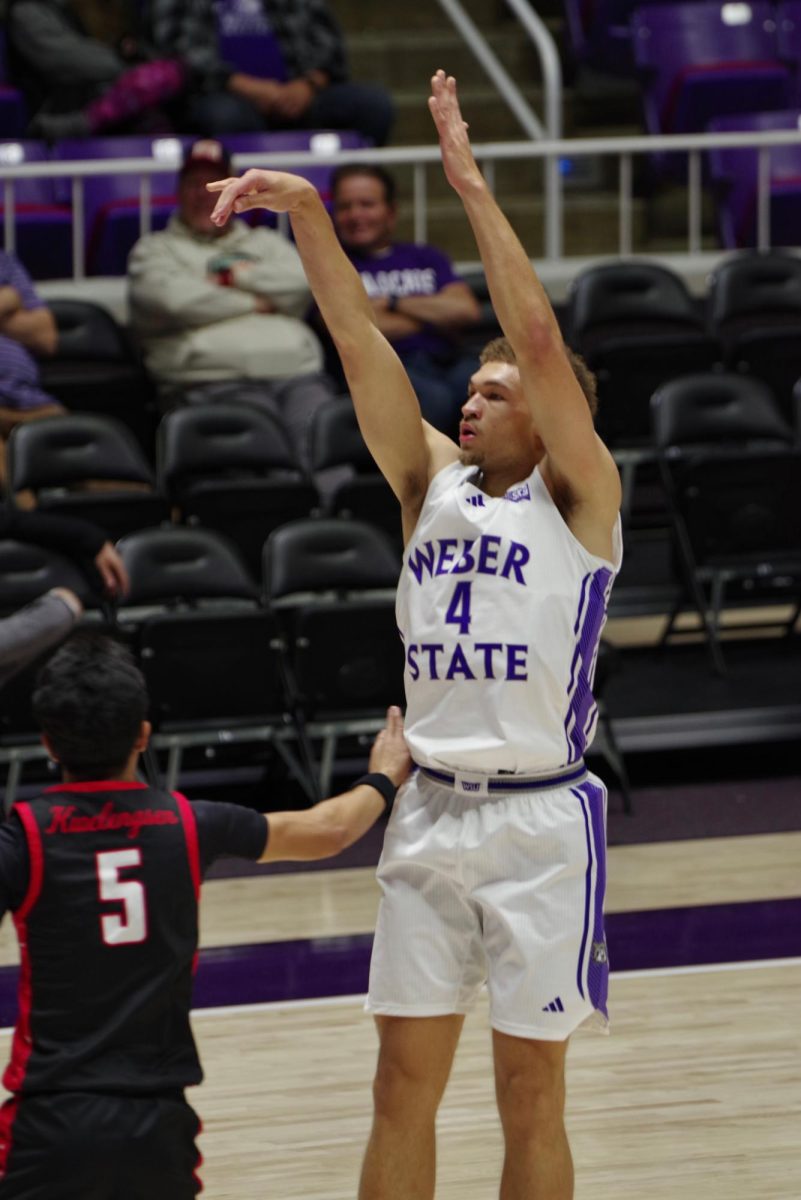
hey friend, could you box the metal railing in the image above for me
[435,0,564,256]
[3,126,801,278]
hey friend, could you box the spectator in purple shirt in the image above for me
[331,164,481,436]
[0,251,64,488]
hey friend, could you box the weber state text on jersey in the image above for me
[396,462,623,773]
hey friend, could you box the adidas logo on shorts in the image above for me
[542,997,565,1013]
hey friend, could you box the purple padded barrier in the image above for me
[777,1,801,104]
[222,130,366,202]
[50,135,192,276]
[632,2,793,135]
[0,141,73,278]
[222,131,366,232]
[214,0,288,80]
[708,109,801,247]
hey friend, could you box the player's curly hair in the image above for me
[33,633,148,780]
[480,335,599,419]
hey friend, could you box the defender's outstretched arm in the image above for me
[209,171,456,521]
[258,707,411,862]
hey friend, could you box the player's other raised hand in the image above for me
[207,169,316,226]
[428,70,483,197]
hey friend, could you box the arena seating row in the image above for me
[563,0,801,246]
[0,518,637,809]
[0,518,404,803]
[568,0,801,86]
[4,351,800,655]
[0,129,366,278]
[565,252,801,448]
[4,402,400,579]
[1,381,798,801]
[32,251,801,469]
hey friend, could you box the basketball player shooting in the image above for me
[209,70,622,1200]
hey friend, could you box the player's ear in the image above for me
[134,721,152,752]
[40,733,59,763]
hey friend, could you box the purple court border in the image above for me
[0,897,798,1027]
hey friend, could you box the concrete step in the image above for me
[392,193,649,261]
[385,131,636,204]
[329,0,517,34]
[347,29,542,91]
[391,82,556,143]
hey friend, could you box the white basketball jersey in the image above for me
[396,461,623,773]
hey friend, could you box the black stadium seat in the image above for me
[263,518,403,794]
[651,372,801,672]
[39,299,159,457]
[6,412,168,541]
[158,403,319,580]
[115,526,313,795]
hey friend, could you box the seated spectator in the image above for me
[145,0,394,145]
[0,505,130,691]
[7,0,187,140]
[0,250,64,487]
[0,505,130,599]
[330,164,481,436]
[128,138,335,473]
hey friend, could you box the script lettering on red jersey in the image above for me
[44,801,179,840]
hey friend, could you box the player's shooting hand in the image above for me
[207,170,315,226]
[368,706,411,789]
[428,70,483,196]
[94,541,130,598]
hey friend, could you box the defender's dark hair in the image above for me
[480,335,599,419]
[330,163,397,207]
[33,633,148,780]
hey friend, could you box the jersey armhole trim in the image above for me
[173,792,201,900]
[12,805,43,920]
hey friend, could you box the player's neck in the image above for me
[476,455,540,497]
[61,752,141,785]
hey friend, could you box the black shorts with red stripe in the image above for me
[0,1090,202,1198]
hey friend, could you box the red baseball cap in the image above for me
[180,138,232,178]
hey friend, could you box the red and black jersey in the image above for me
[0,781,267,1097]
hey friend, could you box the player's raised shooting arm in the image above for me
[208,171,448,512]
[428,73,619,513]
[258,707,411,862]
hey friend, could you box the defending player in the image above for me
[208,71,622,1200]
[0,633,409,1199]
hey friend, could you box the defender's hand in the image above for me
[428,70,483,196]
[368,706,411,789]
[207,170,316,226]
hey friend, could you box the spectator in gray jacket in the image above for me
[128,138,335,472]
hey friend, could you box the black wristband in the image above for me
[353,772,397,809]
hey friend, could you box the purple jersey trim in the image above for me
[564,568,614,763]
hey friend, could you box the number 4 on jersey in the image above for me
[445,581,472,635]
[96,849,148,945]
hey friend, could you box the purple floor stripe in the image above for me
[0,898,797,1028]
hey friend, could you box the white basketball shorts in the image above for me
[367,766,609,1040]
